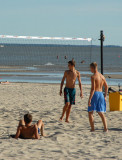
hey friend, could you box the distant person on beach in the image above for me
[0,81,10,84]
[15,114,45,139]
[81,60,85,64]
[65,56,67,59]
[60,60,83,123]
[88,62,108,132]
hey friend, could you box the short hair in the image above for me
[24,114,32,124]
[68,60,75,67]
[90,62,97,69]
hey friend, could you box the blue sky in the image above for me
[0,0,122,45]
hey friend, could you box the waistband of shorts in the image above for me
[94,91,103,93]
[65,87,76,90]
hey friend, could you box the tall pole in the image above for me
[100,30,104,75]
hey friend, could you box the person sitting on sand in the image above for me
[0,81,10,84]
[60,60,83,123]
[15,114,45,139]
[88,62,108,132]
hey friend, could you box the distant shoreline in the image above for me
[0,65,122,73]
[0,70,121,86]
[0,43,122,47]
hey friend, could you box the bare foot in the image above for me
[90,129,95,132]
[103,129,108,132]
[59,117,63,121]
[65,120,70,123]
[42,134,48,137]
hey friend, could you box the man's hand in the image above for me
[60,71,66,96]
[104,96,107,102]
[60,90,62,96]
[88,99,91,106]
[15,127,21,139]
[80,92,83,98]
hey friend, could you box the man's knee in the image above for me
[65,102,70,109]
[19,119,25,126]
[19,119,23,123]
[38,120,42,123]
[98,112,104,117]
[65,102,70,106]
[68,104,72,109]
[38,120,44,126]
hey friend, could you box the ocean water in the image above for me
[0,43,122,85]
[0,44,122,71]
[0,71,122,86]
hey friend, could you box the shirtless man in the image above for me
[15,114,45,139]
[88,62,108,132]
[60,60,83,123]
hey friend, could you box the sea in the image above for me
[0,43,122,86]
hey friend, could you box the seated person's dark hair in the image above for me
[24,114,32,124]
[68,60,75,67]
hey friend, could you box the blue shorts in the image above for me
[64,87,76,105]
[88,91,106,112]
[38,128,40,134]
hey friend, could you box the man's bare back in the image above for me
[91,72,106,92]
[15,114,45,139]
[65,70,80,88]
[18,124,37,139]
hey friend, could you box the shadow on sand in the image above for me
[108,128,122,132]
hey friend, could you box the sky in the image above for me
[0,0,122,46]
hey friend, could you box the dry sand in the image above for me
[0,83,122,160]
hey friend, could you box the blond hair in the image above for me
[90,62,97,69]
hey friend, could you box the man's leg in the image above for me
[88,111,95,131]
[60,102,70,120]
[66,104,72,123]
[37,120,45,136]
[98,112,108,132]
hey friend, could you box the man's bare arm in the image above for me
[35,125,40,139]
[60,71,67,96]
[88,76,95,106]
[41,122,45,136]
[15,127,21,139]
[77,72,83,97]
[103,78,108,101]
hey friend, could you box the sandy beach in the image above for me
[0,83,122,160]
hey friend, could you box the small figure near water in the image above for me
[64,56,67,59]
[0,81,10,84]
[81,60,85,64]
